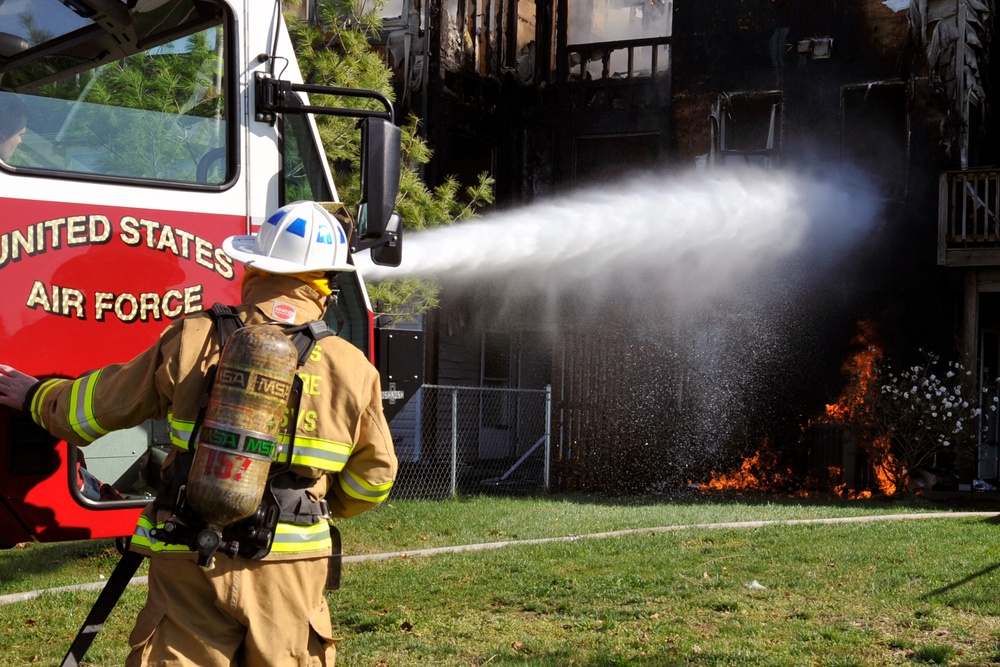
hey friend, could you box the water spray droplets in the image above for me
[360,166,882,489]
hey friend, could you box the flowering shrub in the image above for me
[858,351,982,493]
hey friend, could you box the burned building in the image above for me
[303,0,999,492]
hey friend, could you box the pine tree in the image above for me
[287,1,494,319]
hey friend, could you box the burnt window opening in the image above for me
[564,0,672,80]
[442,0,486,74]
[506,0,537,81]
[442,0,537,81]
[711,92,782,169]
[567,0,672,44]
[841,82,908,200]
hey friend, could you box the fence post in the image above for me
[544,384,552,490]
[450,388,458,497]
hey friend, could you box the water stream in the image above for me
[357,165,884,485]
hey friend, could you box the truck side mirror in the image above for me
[369,213,403,267]
[358,118,401,242]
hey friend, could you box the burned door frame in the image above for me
[840,81,910,200]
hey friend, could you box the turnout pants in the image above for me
[126,554,339,667]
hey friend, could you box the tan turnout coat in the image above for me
[28,273,397,560]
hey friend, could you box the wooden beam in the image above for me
[941,248,1000,267]
[963,268,979,370]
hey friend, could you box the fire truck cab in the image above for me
[0,0,403,547]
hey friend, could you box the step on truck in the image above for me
[0,0,409,548]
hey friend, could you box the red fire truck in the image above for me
[0,0,406,548]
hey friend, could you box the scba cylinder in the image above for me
[187,325,298,530]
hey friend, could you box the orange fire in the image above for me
[819,321,898,497]
[822,320,882,423]
[701,320,900,498]
[702,446,793,492]
[833,482,873,500]
[866,435,898,496]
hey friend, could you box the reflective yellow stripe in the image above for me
[68,371,108,443]
[30,378,68,429]
[130,514,193,553]
[276,436,352,471]
[131,515,332,555]
[168,413,195,449]
[340,469,393,503]
[270,522,332,553]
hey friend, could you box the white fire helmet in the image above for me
[223,201,355,274]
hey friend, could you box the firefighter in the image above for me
[0,200,398,667]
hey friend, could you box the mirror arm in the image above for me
[353,214,402,253]
[255,74,395,125]
[354,213,403,268]
[354,233,397,253]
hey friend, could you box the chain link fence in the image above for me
[387,385,551,499]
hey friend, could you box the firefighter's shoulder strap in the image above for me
[60,547,144,667]
[207,303,333,365]
[208,302,244,348]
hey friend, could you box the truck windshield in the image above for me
[0,0,231,186]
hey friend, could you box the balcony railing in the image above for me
[564,36,671,82]
[938,169,1000,266]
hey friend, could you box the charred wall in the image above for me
[422,0,673,202]
[410,0,993,491]
[671,0,923,165]
[670,0,953,357]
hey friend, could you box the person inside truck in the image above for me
[0,93,27,162]
[0,200,398,667]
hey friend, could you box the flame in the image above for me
[833,482,874,500]
[867,434,898,496]
[822,320,882,423]
[820,320,898,497]
[702,445,793,492]
[700,320,901,498]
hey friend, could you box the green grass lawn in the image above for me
[3,493,1000,666]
